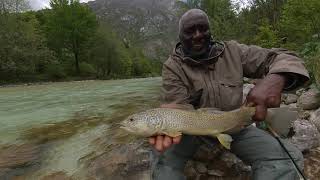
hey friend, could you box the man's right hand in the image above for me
[149,135,182,152]
[148,103,187,152]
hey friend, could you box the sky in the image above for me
[28,0,94,10]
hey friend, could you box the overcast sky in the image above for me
[28,0,94,10]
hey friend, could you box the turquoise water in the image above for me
[0,77,161,179]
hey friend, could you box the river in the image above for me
[0,77,161,179]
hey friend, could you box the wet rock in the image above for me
[86,141,151,180]
[304,147,320,180]
[185,161,197,179]
[290,120,320,152]
[41,171,73,180]
[0,143,40,170]
[283,93,299,105]
[193,143,223,162]
[310,107,320,132]
[195,162,207,174]
[207,169,224,177]
[297,88,320,110]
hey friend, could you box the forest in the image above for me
[0,0,319,85]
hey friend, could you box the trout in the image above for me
[119,106,256,149]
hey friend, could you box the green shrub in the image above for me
[79,62,96,76]
[46,64,67,79]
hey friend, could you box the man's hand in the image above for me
[149,135,182,152]
[148,104,185,152]
[245,74,286,121]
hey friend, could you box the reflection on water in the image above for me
[0,77,161,179]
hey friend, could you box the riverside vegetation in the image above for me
[0,0,319,86]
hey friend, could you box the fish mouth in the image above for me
[118,123,135,133]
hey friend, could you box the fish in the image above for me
[119,106,256,149]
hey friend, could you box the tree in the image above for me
[46,0,98,74]
[280,0,320,49]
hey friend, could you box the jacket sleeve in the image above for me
[161,59,194,109]
[235,41,310,90]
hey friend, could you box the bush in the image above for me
[79,62,96,76]
[301,42,320,88]
[46,64,67,79]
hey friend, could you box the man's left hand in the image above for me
[245,74,286,121]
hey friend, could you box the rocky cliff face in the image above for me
[87,0,183,61]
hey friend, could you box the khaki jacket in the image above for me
[161,40,309,110]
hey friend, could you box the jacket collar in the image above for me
[172,40,225,66]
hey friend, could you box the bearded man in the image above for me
[149,9,309,180]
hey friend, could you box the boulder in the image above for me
[297,88,320,110]
[310,107,320,132]
[290,120,320,152]
[282,93,299,105]
[304,147,320,180]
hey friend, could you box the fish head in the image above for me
[239,106,256,124]
[120,109,163,136]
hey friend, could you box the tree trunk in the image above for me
[74,51,80,74]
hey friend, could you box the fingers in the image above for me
[155,135,164,152]
[253,104,267,121]
[267,96,281,108]
[149,137,155,145]
[172,135,182,144]
[163,136,173,148]
[148,135,182,152]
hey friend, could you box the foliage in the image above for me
[301,42,320,88]
[0,4,56,82]
[0,0,318,84]
[46,0,98,74]
[253,24,280,48]
[280,0,320,49]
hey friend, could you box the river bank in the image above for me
[0,76,161,88]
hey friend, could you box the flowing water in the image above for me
[0,77,161,179]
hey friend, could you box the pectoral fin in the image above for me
[216,134,233,150]
[163,131,182,137]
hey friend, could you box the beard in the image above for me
[181,32,211,59]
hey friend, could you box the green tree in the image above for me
[0,1,56,82]
[201,0,238,40]
[280,0,320,49]
[88,24,132,78]
[46,0,98,74]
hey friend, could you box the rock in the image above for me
[299,111,311,120]
[243,84,255,103]
[86,141,152,180]
[0,143,40,172]
[290,120,320,152]
[184,161,197,179]
[41,171,73,180]
[193,143,223,162]
[195,162,207,174]
[207,169,224,177]
[304,147,320,180]
[310,107,320,132]
[296,88,306,96]
[283,93,299,105]
[297,88,320,110]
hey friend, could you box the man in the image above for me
[149,9,310,180]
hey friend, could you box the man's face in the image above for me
[182,22,210,54]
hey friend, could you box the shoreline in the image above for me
[0,76,161,88]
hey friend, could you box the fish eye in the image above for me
[129,118,134,122]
